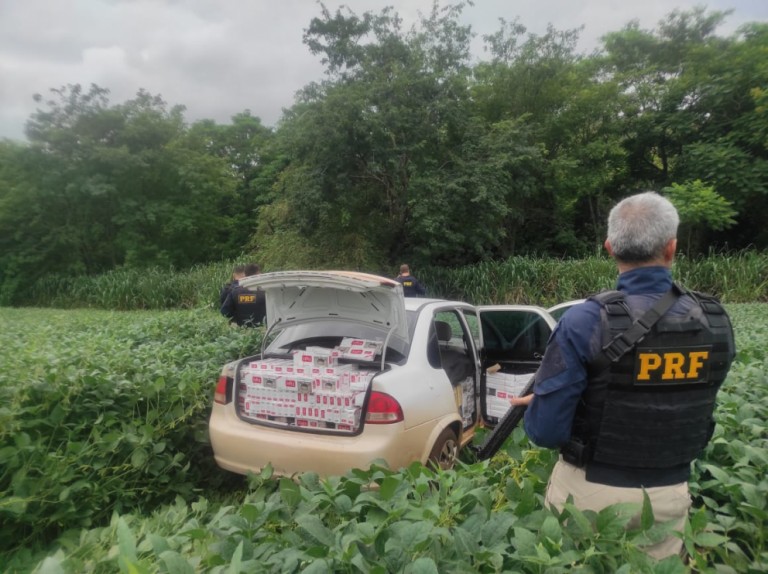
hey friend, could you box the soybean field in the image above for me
[1,304,766,573]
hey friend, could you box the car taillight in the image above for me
[365,391,403,424]
[214,375,231,404]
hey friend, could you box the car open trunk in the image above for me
[231,271,409,435]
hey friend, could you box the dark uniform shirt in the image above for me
[395,274,427,297]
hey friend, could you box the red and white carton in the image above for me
[250,359,279,372]
[325,407,341,424]
[294,376,314,394]
[338,338,383,362]
[339,406,361,427]
[279,377,298,392]
[262,374,281,389]
[485,371,533,398]
[320,372,350,393]
[349,370,376,392]
[294,347,336,369]
[271,359,294,374]
[486,395,512,419]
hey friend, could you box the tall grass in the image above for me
[426,251,767,306]
[16,251,768,309]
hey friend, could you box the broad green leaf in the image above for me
[702,464,730,483]
[404,557,438,574]
[240,503,260,523]
[148,533,170,555]
[379,476,402,500]
[227,541,243,574]
[36,556,65,574]
[693,531,729,547]
[640,489,654,530]
[539,515,561,542]
[563,502,593,538]
[131,448,148,468]
[302,559,330,573]
[299,515,335,547]
[159,550,195,574]
[334,494,352,513]
[279,477,301,507]
[511,527,537,555]
[117,517,137,562]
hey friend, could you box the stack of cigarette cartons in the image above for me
[238,339,382,431]
[485,371,534,419]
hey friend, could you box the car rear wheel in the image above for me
[427,427,459,471]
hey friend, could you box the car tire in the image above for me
[427,427,459,471]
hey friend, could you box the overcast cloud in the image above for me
[1,0,765,141]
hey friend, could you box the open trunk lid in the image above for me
[239,270,409,344]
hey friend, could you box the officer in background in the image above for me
[394,264,427,297]
[220,263,267,327]
[511,191,735,559]
[219,264,245,308]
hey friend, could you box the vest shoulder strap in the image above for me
[592,283,684,371]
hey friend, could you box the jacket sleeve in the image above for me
[523,303,600,448]
[220,291,235,319]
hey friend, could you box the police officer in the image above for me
[394,264,427,297]
[220,263,267,327]
[511,191,735,559]
[219,265,245,308]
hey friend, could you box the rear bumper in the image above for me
[209,403,435,476]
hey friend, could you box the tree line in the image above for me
[0,3,765,305]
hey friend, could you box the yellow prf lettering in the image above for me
[686,351,709,378]
[637,353,662,380]
[662,353,685,380]
[238,294,256,303]
[636,350,711,381]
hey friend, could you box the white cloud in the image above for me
[1,0,766,141]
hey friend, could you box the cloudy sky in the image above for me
[1,0,765,141]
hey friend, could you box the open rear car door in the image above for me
[474,305,557,459]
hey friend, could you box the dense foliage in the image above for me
[1,4,767,305]
[0,303,765,573]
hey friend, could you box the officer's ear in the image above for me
[604,239,614,257]
[663,238,677,265]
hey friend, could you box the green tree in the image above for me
[264,2,488,267]
[474,20,627,254]
[662,180,737,254]
[602,9,768,251]
[0,84,240,302]
[184,112,277,255]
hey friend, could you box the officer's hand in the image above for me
[509,394,533,406]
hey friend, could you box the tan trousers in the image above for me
[545,458,691,560]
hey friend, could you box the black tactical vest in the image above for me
[569,288,734,485]
[231,286,267,327]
